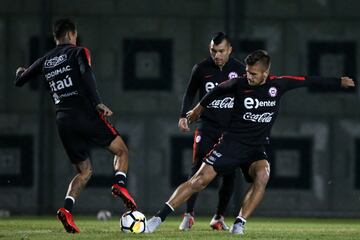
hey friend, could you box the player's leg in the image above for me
[108,135,129,184]
[55,117,91,234]
[146,163,218,233]
[179,129,203,230]
[66,159,93,201]
[170,162,218,208]
[230,159,270,234]
[57,159,92,233]
[210,170,235,230]
[88,112,137,210]
[240,159,270,219]
[185,158,202,212]
[107,135,137,210]
[178,161,201,230]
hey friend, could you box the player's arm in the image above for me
[178,64,201,132]
[275,75,355,91]
[14,58,44,87]
[306,76,354,89]
[187,78,238,124]
[77,48,112,116]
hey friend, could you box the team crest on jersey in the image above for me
[228,72,238,79]
[268,87,277,97]
[195,135,201,143]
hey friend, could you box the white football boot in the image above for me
[209,215,229,230]
[229,221,245,235]
[145,216,162,233]
[179,213,195,231]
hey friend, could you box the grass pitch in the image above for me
[0,216,360,240]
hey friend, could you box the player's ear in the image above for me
[263,69,269,79]
[263,64,270,79]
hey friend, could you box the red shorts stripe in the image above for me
[204,134,223,162]
[98,113,118,136]
[192,128,199,164]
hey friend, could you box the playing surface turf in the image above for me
[1,216,360,240]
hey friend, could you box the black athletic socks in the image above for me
[155,202,174,222]
[114,171,127,187]
[186,192,198,213]
[64,197,75,213]
[234,216,246,225]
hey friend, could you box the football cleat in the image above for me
[111,184,137,210]
[57,208,80,233]
[209,215,229,231]
[179,213,195,231]
[229,221,245,235]
[145,216,162,233]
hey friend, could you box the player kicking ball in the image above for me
[15,18,137,233]
[145,49,355,234]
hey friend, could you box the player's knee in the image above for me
[76,160,93,178]
[109,137,129,157]
[80,166,93,181]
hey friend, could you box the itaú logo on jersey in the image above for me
[243,112,274,123]
[244,97,276,109]
[49,75,73,92]
[207,97,234,109]
[44,54,67,68]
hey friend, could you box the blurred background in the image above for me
[0,0,359,218]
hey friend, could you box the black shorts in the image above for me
[192,123,223,167]
[204,136,268,182]
[56,109,119,164]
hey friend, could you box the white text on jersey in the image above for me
[244,97,276,109]
[49,75,73,92]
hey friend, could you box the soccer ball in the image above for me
[120,211,146,233]
[96,210,112,221]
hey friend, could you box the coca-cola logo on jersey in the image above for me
[207,97,234,109]
[44,54,67,68]
[243,112,274,123]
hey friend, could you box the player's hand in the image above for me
[96,103,113,116]
[16,67,26,76]
[341,76,355,88]
[178,118,190,132]
[186,104,204,124]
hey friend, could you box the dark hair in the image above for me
[211,32,231,45]
[53,18,76,40]
[244,49,271,68]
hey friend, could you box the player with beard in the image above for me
[178,32,244,231]
[146,49,355,235]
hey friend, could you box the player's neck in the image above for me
[56,37,76,46]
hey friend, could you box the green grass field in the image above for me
[1,216,360,240]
